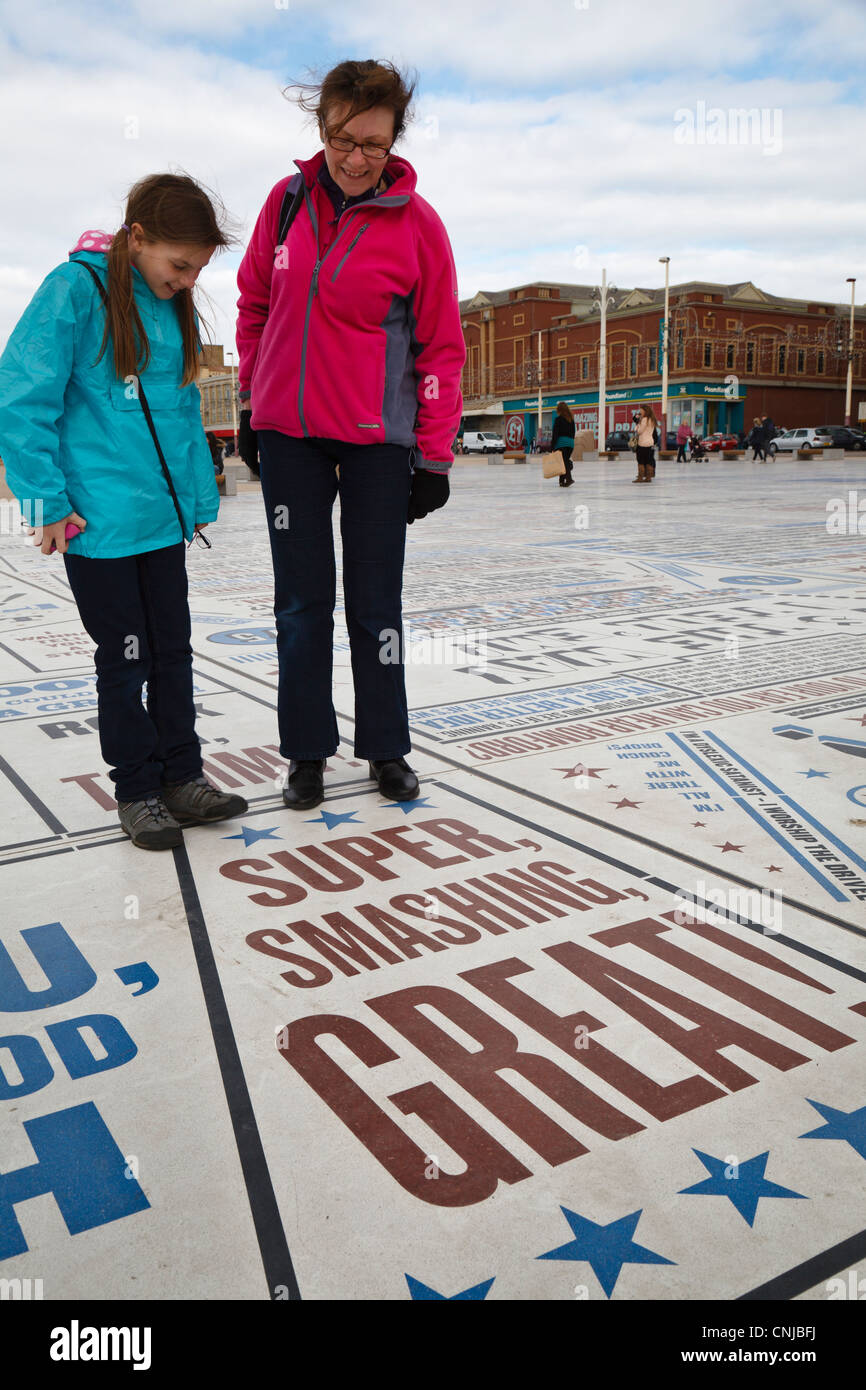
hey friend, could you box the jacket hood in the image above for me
[294,147,417,198]
[69,230,113,258]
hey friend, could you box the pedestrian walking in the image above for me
[0,173,248,849]
[552,401,576,486]
[747,416,765,461]
[676,419,691,462]
[237,59,465,811]
[762,415,777,458]
[632,406,659,483]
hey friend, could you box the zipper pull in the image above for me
[312,259,321,296]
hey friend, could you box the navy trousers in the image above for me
[63,542,202,801]
[258,431,413,761]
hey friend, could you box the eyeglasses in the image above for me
[188,529,211,550]
[326,132,392,161]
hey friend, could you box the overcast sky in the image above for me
[1,0,864,355]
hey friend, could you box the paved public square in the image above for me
[2,452,866,1301]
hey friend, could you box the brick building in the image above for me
[459,280,866,447]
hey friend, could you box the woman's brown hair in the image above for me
[639,404,658,428]
[555,401,574,423]
[287,59,416,146]
[96,173,231,388]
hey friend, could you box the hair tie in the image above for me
[121,223,130,232]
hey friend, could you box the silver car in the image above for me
[773,427,834,451]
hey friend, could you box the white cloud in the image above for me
[0,0,864,359]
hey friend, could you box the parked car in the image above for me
[772,427,834,452]
[821,426,866,451]
[605,430,632,451]
[701,433,741,453]
[462,431,506,453]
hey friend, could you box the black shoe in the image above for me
[282,758,325,810]
[368,757,420,801]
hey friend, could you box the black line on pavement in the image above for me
[738,1227,866,1301]
[430,773,866,943]
[0,752,67,833]
[0,638,42,672]
[434,780,866,982]
[172,839,301,1302]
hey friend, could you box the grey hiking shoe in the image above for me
[117,794,183,851]
[161,775,248,826]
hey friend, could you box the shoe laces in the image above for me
[138,795,174,826]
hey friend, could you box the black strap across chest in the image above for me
[77,260,187,540]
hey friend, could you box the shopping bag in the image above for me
[542,452,566,478]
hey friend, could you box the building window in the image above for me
[581,356,589,380]
[703,294,713,302]
[559,359,566,382]
[703,341,712,367]
[746,341,755,372]
[726,318,737,328]
[629,346,638,375]
[797,349,805,372]
[557,335,567,347]
[513,313,525,325]
[726,343,735,369]
[778,344,786,374]
[538,288,550,298]
[817,350,825,374]
[648,346,657,372]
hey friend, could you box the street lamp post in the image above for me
[537,330,543,442]
[845,278,856,428]
[659,257,670,448]
[592,269,616,449]
[226,350,239,456]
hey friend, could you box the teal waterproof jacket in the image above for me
[0,233,219,558]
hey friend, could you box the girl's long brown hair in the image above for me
[639,404,658,428]
[96,174,230,387]
[556,401,574,423]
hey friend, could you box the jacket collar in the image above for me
[294,147,414,207]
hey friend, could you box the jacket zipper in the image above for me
[330,224,370,282]
[298,207,362,435]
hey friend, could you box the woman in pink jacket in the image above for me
[237,60,465,811]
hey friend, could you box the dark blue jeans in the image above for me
[258,432,412,761]
[63,542,202,801]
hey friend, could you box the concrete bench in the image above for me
[503,452,527,463]
[219,461,249,495]
[722,451,744,460]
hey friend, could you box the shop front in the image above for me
[503,381,746,445]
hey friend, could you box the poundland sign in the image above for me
[505,381,745,410]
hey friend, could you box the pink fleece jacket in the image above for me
[236,150,465,471]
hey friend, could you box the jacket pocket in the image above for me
[330,224,370,283]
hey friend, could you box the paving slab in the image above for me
[1,456,865,1304]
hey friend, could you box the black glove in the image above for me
[407,468,449,524]
[238,409,259,477]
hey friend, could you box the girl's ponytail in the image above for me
[98,229,151,382]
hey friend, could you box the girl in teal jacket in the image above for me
[0,173,247,848]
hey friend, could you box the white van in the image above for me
[463,431,506,453]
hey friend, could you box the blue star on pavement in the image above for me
[304,809,363,829]
[799,1099,866,1160]
[537,1207,674,1299]
[383,797,436,814]
[405,1275,495,1300]
[798,769,829,778]
[222,825,283,847]
[679,1149,806,1226]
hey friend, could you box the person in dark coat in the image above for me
[761,416,776,455]
[552,401,576,487]
[747,416,765,461]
